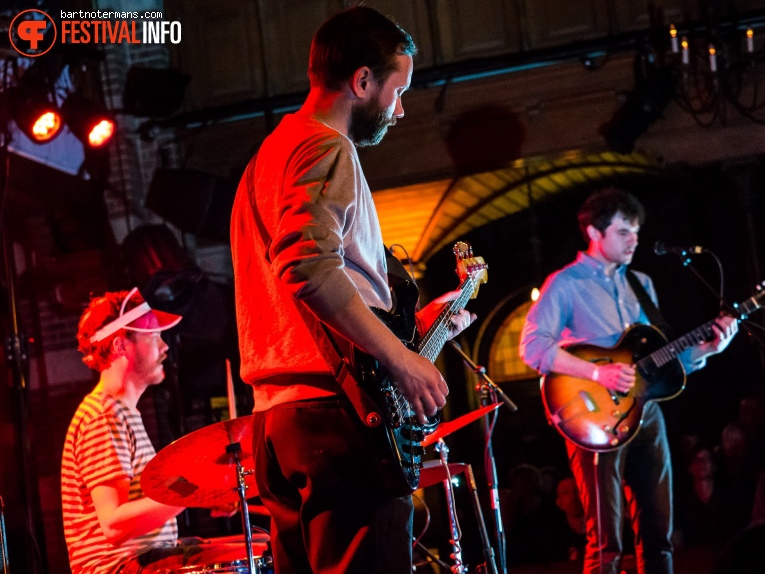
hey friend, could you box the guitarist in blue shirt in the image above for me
[520,188,738,574]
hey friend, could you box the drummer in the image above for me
[61,288,232,574]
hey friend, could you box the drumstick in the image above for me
[226,359,237,420]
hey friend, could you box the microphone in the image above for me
[654,241,705,257]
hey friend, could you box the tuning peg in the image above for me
[453,241,470,260]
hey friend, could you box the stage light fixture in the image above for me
[83,117,115,147]
[61,93,116,148]
[10,87,62,143]
[121,224,204,308]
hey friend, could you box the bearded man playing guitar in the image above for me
[520,188,738,574]
[231,7,475,574]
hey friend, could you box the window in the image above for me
[487,300,538,382]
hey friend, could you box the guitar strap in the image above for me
[293,303,384,429]
[245,192,382,427]
[626,269,673,338]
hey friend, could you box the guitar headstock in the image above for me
[735,281,765,319]
[453,241,488,299]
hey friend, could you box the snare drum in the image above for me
[146,534,273,574]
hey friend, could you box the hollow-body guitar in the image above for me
[542,288,765,452]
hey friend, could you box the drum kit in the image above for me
[141,402,502,574]
[141,416,270,574]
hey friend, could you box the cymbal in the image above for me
[418,460,468,489]
[421,402,501,447]
[142,416,257,508]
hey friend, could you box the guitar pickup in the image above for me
[401,427,425,442]
[580,391,597,412]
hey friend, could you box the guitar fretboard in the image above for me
[640,321,716,368]
[638,287,765,369]
[417,274,476,363]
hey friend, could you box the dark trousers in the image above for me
[253,396,414,574]
[567,403,673,574]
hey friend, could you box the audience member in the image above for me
[750,471,765,524]
[673,443,722,550]
[501,463,570,565]
[554,475,586,561]
[743,394,765,524]
[711,521,765,574]
[736,394,765,471]
[713,422,759,547]
[539,465,562,501]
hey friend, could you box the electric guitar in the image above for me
[542,287,765,452]
[340,242,487,495]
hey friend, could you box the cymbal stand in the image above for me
[434,439,466,574]
[226,442,256,574]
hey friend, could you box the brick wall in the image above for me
[17,3,226,571]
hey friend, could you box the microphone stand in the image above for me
[448,342,517,413]
[666,249,739,318]
[662,250,765,351]
[1,496,9,574]
[448,341,517,574]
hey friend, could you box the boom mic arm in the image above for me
[654,241,705,257]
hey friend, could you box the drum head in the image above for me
[145,534,271,573]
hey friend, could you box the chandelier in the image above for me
[667,17,765,127]
[600,10,765,153]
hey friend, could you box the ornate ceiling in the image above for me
[374,149,665,265]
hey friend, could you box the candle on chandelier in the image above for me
[747,28,754,53]
[709,45,717,72]
[681,37,689,65]
[670,25,679,53]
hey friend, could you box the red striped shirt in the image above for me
[61,392,177,574]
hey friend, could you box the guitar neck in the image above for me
[416,276,476,363]
[642,320,717,368]
[640,286,765,369]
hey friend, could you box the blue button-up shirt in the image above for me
[520,252,702,375]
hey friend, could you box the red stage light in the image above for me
[11,89,63,143]
[30,110,61,141]
[87,119,115,147]
[62,93,116,149]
